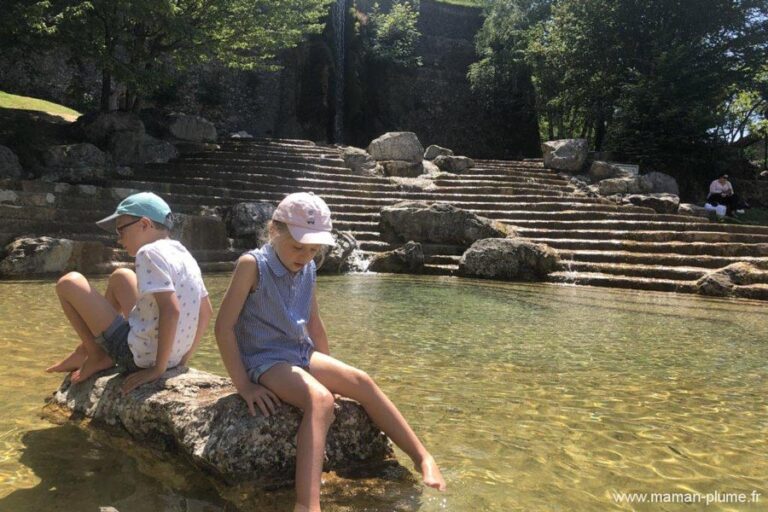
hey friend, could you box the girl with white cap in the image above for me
[215,192,445,511]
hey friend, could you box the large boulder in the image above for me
[458,238,560,281]
[0,145,24,179]
[624,193,680,214]
[0,237,108,276]
[41,143,108,183]
[542,139,588,172]
[588,161,627,181]
[45,368,395,488]
[341,146,380,175]
[597,175,653,196]
[696,262,764,297]
[380,160,424,178]
[227,202,276,240]
[368,241,424,274]
[76,111,145,148]
[172,214,229,251]
[432,155,474,174]
[643,171,679,195]
[167,113,217,143]
[424,145,453,160]
[379,201,512,246]
[367,132,424,163]
[316,231,358,273]
[141,135,179,164]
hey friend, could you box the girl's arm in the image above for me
[307,288,330,355]
[215,255,280,416]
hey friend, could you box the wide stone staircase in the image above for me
[3,138,768,299]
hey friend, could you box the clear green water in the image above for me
[1,274,767,511]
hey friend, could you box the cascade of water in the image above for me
[346,249,372,273]
[332,0,345,143]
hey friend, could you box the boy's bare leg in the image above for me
[309,352,446,491]
[47,272,120,381]
[48,269,138,373]
[104,268,138,318]
[260,364,336,512]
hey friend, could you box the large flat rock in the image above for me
[45,367,395,488]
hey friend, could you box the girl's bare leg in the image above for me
[47,272,119,381]
[309,352,446,491]
[48,269,138,373]
[259,363,336,512]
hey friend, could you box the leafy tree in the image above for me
[365,0,422,67]
[3,0,333,111]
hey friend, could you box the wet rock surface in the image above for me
[46,368,396,488]
[0,236,109,277]
[368,241,424,273]
[458,238,560,281]
[316,231,358,273]
[696,262,768,297]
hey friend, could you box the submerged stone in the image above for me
[368,241,424,274]
[458,238,560,281]
[46,368,395,488]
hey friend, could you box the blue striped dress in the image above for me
[234,243,317,383]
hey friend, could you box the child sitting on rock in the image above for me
[47,192,213,394]
[214,192,445,512]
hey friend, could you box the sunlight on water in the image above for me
[0,274,766,511]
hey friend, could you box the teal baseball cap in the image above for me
[96,192,174,231]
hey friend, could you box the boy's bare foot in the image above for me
[71,354,114,383]
[46,346,87,373]
[418,455,446,491]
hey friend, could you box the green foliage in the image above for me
[3,0,334,109]
[472,0,768,177]
[366,1,422,67]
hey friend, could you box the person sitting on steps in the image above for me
[706,173,748,217]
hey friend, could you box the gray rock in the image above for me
[421,160,441,175]
[432,155,474,174]
[77,111,145,148]
[0,145,23,179]
[228,202,276,240]
[458,238,560,281]
[142,135,179,164]
[598,175,653,196]
[41,143,108,183]
[342,146,380,175]
[172,214,229,250]
[167,113,217,142]
[368,242,424,273]
[230,131,254,139]
[379,201,512,246]
[46,368,395,488]
[316,231,358,273]
[678,203,710,218]
[108,129,145,166]
[0,237,107,276]
[424,145,453,160]
[367,132,424,163]
[643,171,679,195]
[696,262,763,297]
[380,160,424,178]
[588,161,627,181]
[542,139,588,172]
[624,193,680,214]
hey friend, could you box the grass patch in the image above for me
[0,91,81,121]
[725,207,768,226]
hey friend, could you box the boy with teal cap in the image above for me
[47,192,213,394]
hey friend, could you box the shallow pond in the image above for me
[0,274,767,511]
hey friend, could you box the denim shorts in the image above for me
[95,316,140,372]
[247,343,313,384]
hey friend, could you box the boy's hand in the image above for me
[238,382,281,417]
[122,366,165,394]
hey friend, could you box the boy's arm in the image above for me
[180,295,213,367]
[307,289,330,355]
[122,290,180,394]
[215,255,280,416]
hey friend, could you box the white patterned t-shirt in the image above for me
[127,238,208,368]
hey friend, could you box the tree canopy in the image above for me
[3,0,334,110]
[471,0,768,174]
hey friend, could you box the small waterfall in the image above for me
[331,0,346,143]
[346,249,372,273]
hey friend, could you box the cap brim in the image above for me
[95,212,120,232]
[287,225,336,246]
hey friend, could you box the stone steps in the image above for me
[527,238,768,257]
[556,249,768,269]
[508,219,768,234]
[517,227,768,244]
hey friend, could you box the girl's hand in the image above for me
[239,382,281,417]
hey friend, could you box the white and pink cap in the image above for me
[273,192,335,246]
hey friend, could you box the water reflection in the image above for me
[0,275,766,511]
